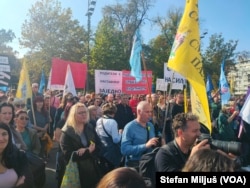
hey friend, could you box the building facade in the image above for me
[228,59,250,96]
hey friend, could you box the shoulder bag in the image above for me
[61,151,81,188]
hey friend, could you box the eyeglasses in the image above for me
[77,111,87,115]
[15,104,26,108]
[20,117,29,121]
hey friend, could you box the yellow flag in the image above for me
[167,0,211,132]
[16,61,32,100]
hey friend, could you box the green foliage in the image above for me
[89,0,153,91]
[19,0,87,82]
[147,8,182,81]
[202,33,238,89]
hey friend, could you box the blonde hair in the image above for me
[62,102,89,134]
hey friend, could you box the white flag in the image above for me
[63,65,77,96]
[239,94,250,124]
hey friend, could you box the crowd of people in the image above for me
[0,83,249,188]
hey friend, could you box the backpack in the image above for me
[138,147,160,187]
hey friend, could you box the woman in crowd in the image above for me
[96,103,122,168]
[96,167,147,188]
[0,102,27,150]
[53,93,73,131]
[217,104,239,141]
[88,105,98,128]
[15,109,41,155]
[54,97,77,188]
[60,102,103,188]
[0,123,34,187]
[93,97,102,119]
[157,95,166,111]
[12,98,26,113]
[28,96,50,158]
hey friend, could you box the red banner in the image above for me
[51,58,87,89]
[122,70,152,94]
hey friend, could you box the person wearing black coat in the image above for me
[114,94,134,130]
[60,102,104,188]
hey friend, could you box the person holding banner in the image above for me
[28,96,50,159]
[26,83,44,110]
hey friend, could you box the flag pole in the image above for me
[141,52,151,97]
[162,71,175,144]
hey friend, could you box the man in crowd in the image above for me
[114,94,134,130]
[27,83,44,110]
[155,112,210,172]
[121,101,159,170]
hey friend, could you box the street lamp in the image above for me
[85,0,96,93]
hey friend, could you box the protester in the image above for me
[44,95,57,139]
[60,102,103,188]
[26,83,44,110]
[28,96,50,159]
[150,93,164,137]
[15,109,41,155]
[217,104,238,141]
[54,98,77,188]
[88,105,98,129]
[128,94,139,117]
[96,167,147,188]
[114,94,134,130]
[53,93,74,130]
[96,103,122,168]
[49,90,60,109]
[155,112,210,172]
[0,123,34,187]
[0,102,27,150]
[121,101,159,170]
[13,98,26,112]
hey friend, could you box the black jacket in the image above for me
[114,103,134,130]
[154,140,190,172]
[60,123,102,188]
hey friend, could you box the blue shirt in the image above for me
[121,120,155,161]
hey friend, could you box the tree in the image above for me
[147,8,183,81]
[19,0,88,82]
[0,29,21,88]
[102,0,154,58]
[89,0,154,91]
[202,33,238,89]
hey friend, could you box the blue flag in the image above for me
[206,74,214,103]
[39,69,46,94]
[130,29,142,82]
[219,60,231,106]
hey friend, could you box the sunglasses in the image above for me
[15,104,26,108]
[20,117,29,121]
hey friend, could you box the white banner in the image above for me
[164,64,186,90]
[0,56,10,86]
[156,78,168,91]
[95,70,122,94]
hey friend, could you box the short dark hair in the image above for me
[172,112,199,136]
[102,102,117,115]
